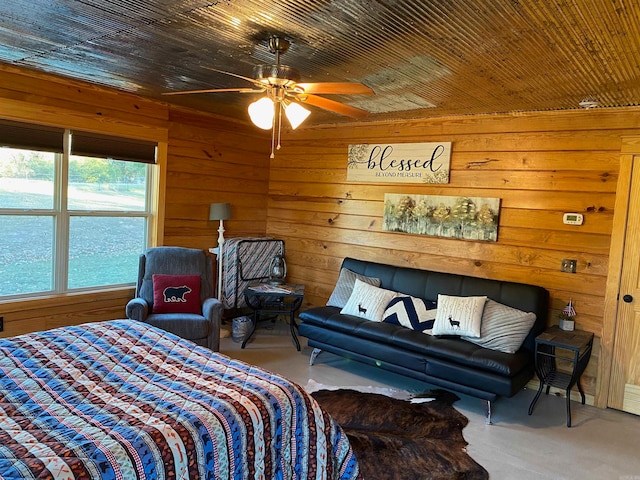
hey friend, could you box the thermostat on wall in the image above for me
[563,213,584,225]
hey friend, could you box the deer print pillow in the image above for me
[340,278,399,322]
[432,295,487,338]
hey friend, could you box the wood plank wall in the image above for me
[2,62,640,407]
[0,65,270,337]
[163,107,271,250]
[266,107,640,402]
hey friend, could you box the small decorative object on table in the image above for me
[269,254,287,285]
[243,282,304,350]
[559,299,576,331]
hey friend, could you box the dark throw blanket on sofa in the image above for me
[312,389,489,480]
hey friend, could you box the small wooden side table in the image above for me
[243,283,305,350]
[528,325,593,427]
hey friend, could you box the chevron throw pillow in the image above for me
[382,296,438,334]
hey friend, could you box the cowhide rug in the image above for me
[311,389,489,480]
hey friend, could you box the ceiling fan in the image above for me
[163,36,374,157]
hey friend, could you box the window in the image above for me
[0,120,157,298]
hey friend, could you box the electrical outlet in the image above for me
[561,259,577,273]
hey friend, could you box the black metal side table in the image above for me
[243,283,304,350]
[528,325,594,427]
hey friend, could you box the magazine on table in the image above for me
[248,283,296,294]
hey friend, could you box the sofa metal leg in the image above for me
[309,348,323,366]
[483,400,493,425]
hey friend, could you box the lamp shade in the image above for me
[284,101,311,130]
[248,97,275,130]
[209,202,232,221]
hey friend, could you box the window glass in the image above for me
[0,215,54,296]
[0,147,55,209]
[68,216,146,289]
[68,156,147,211]
[0,126,156,299]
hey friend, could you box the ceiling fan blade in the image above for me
[296,82,374,95]
[201,66,262,86]
[300,94,370,118]
[163,87,264,96]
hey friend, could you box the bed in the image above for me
[0,320,360,479]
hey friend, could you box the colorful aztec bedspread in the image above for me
[0,320,361,480]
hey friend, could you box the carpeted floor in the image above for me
[311,388,489,480]
[222,322,640,479]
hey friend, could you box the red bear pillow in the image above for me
[152,274,202,314]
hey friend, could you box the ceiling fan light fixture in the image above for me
[162,35,371,157]
[284,101,311,130]
[248,97,274,129]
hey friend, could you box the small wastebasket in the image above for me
[232,316,252,343]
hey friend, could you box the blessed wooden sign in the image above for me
[347,142,451,183]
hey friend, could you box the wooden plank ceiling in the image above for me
[0,0,639,125]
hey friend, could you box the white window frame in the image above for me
[0,129,157,299]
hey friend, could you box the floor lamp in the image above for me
[209,202,232,301]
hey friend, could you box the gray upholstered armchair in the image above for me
[125,246,223,351]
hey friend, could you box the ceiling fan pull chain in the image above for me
[277,102,283,152]
[270,101,276,159]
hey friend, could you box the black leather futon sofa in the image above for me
[298,257,549,422]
